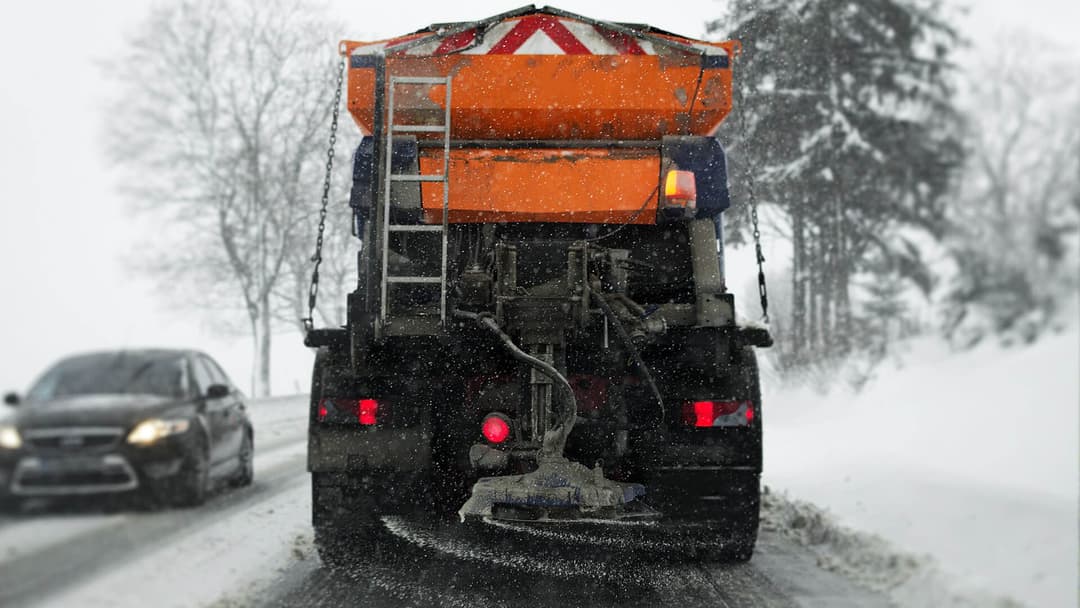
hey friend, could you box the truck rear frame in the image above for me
[303,5,770,565]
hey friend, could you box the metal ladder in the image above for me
[379,75,452,329]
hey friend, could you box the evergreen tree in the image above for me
[710,0,964,366]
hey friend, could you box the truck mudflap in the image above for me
[658,436,762,469]
[644,465,759,511]
[307,426,431,472]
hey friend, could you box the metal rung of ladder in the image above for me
[391,125,448,133]
[386,276,443,284]
[380,74,452,328]
[390,76,450,85]
[390,174,446,182]
[388,224,443,232]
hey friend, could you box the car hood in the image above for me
[13,394,187,430]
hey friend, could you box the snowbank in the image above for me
[761,488,1025,608]
[763,326,1079,607]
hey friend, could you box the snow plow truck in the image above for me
[303,5,772,565]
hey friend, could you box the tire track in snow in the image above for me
[264,507,894,608]
[265,516,832,608]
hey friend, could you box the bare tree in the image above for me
[277,189,357,332]
[944,33,1080,344]
[106,0,341,395]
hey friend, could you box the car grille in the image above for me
[24,427,124,453]
[11,454,139,495]
[18,469,133,487]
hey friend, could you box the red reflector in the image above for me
[682,400,748,427]
[481,415,510,444]
[692,401,714,427]
[318,398,378,425]
[358,399,378,426]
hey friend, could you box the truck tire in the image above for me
[710,346,762,561]
[311,473,393,569]
[707,473,760,563]
[657,470,760,563]
[659,346,763,562]
[309,350,400,569]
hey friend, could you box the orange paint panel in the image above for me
[346,67,376,136]
[345,54,732,140]
[417,149,660,224]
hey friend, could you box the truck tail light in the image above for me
[481,413,511,444]
[682,400,753,427]
[663,170,697,208]
[357,399,378,425]
[317,398,379,426]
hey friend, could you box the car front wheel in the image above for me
[230,431,254,488]
[0,495,21,516]
[172,439,210,507]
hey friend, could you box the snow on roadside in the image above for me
[763,325,1079,607]
[36,441,313,608]
[0,514,128,567]
[761,487,1022,608]
[38,482,315,608]
[246,394,308,431]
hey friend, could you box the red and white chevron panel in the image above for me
[351,14,721,57]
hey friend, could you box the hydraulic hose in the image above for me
[452,310,577,459]
[587,286,666,424]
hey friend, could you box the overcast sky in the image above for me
[0,0,1077,395]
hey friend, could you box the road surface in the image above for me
[0,396,890,608]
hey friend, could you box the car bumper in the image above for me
[0,436,194,498]
[9,454,140,496]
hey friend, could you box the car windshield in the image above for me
[25,353,187,401]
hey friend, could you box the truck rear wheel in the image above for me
[311,472,393,569]
[653,469,760,562]
[654,346,763,562]
[309,348,383,569]
[699,473,760,563]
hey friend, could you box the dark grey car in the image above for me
[0,349,253,511]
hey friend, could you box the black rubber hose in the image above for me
[452,310,577,458]
[588,286,665,424]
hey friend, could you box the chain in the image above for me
[737,80,770,324]
[303,55,346,334]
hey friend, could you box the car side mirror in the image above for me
[3,392,19,406]
[205,384,230,400]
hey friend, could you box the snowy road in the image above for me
[0,396,890,608]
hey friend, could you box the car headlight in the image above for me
[126,419,191,446]
[0,425,22,450]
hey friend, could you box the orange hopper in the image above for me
[341,6,739,224]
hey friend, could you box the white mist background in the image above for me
[0,0,1076,394]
